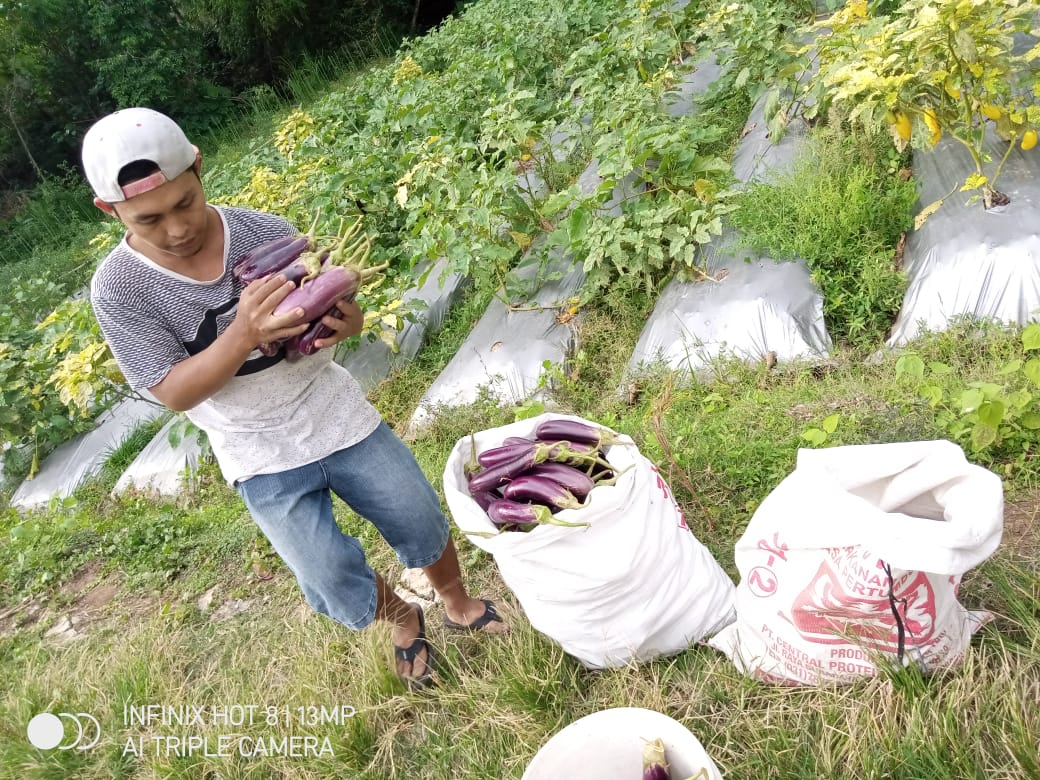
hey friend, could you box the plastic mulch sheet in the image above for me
[408,48,729,429]
[626,70,831,380]
[112,416,201,497]
[10,397,165,510]
[337,257,469,391]
[886,128,1040,346]
[664,52,723,119]
[408,246,585,433]
[627,230,830,379]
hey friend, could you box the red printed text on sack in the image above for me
[649,465,688,529]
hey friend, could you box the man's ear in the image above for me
[192,146,202,175]
[93,197,117,217]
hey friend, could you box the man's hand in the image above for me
[311,298,364,351]
[230,273,310,348]
[149,273,311,412]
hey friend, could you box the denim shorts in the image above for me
[235,421,450,630]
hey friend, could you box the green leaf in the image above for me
[896,354,925,380]
[822,413,841,434]
[958,388,985,413]
[514,399,545,421]
[1006,389,1033,409]
[568,206,592,244]
[1024,358,1040,387]
[920,384,944,406]
[997,359,1023,375]
[927,361,954,375]
[800,428,828,446]
[977,400,1005,428]
[1020,411,1040,430]
[970,422,997,451]
[1022,323,1040,351]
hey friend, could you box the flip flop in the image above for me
[442,598,504,632]
[394,603,435,690]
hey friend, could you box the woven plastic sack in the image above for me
[708,440,1003,685]
[443,413,735,669]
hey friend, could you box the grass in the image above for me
[0,8,1036,778]
[730,126,918,348]
[0,283,1037,778]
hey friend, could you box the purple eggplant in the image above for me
[280,250,330,286]
[478,441,537,468]
[535,419,623,448]
[523,462,596,500]
[487,499,588,528]
[295,304,344,356]
[504,436,536,446]
[232,235,298,277]
[468,450,541,494]
[470,488,502,512]
[235,236,311,283]
[503,475,587,510]
[256,341,281,357]
[468,441,614,494]
[273,266,362,321]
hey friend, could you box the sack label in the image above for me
[649,465,688,529]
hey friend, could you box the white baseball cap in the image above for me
[81,107,197,202]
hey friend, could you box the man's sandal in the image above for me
[442,598,504,632]
[394,603,435,690]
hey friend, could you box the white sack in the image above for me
[443,413,735,669]
[708,440,1004,685]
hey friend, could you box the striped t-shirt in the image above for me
[90,205,381,483]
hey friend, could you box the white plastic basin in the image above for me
[522,707,723,780]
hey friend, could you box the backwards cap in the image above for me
[81,107,197,202]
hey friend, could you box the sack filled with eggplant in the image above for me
[464,418,629,532]
[442,413,737,669]
[232,213,387,361]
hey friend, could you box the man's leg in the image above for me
[324,423,510,639]
[238,459,436,682]
[373,572,432,681]
[422,537,508,632]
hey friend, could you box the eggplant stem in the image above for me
[306,209,323,244]
[531,503,588,527]
[594,464,633,486]
[541,516,590,528]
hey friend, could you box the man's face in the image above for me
[110,168,210,259]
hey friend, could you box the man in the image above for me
[83,107,506,689]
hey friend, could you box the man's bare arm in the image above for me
[149,274,308,411]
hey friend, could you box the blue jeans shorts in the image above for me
[235,421,450,630]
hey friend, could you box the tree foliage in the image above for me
[0,0,421,187]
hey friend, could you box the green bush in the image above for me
[730,127,916,347]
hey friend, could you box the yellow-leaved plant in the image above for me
[808,0,1040,213]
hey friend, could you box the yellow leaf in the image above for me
[894,111,911,142]
[693,178,716,201]
[914,198,945,231]
[981,103,1002,121]
[961,173,988,191]
[379,328,400,354]
[1022,130,1038,150]
[508,230,532,250]
[923,108,941,146]
[395,184,408,208]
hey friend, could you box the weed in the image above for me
[730,126,916,347]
